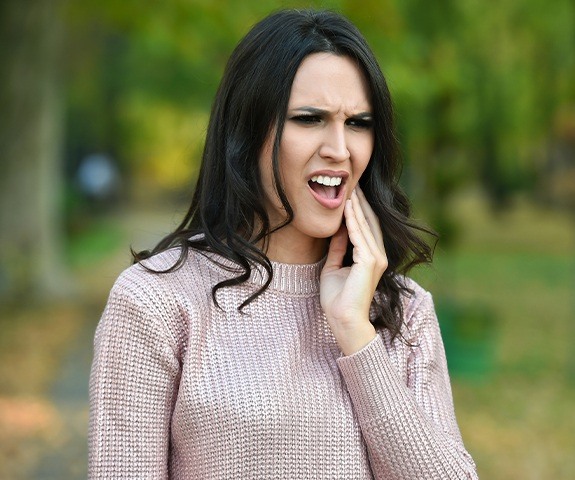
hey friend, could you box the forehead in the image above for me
[288,53,372,110]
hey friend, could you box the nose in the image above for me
[318,124,349,162]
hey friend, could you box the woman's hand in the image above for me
[320,187,388,355]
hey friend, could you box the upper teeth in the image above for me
[311,175,342,187]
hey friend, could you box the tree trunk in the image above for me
[0,0,69,301]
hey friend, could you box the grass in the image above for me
[412,190,575,479]
[0,217,126,479]
[65,219,124,268]
[0,302,86,479]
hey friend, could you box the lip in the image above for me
[307,170,349,210]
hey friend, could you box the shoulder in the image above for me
[397,276,436,333]
[105,247,217,349]
[113,247,214,302]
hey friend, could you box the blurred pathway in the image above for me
[30,312,95,479]
[28,205,182,479]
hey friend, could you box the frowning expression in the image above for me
[259,53,374,260]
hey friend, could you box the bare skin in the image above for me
[320,187,387,355]
[260,53,388,355]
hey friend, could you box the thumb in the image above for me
[323,223,348,273]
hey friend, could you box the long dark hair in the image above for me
[134,9,435,339]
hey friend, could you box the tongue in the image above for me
[310,182,337,200]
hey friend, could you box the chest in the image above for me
[172,294,363,452]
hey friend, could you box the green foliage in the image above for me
[436,298,497,380]
[66,220,124,268]
[63,0,575,219]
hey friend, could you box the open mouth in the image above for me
[308,174,344,200]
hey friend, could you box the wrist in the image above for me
[329,321,377,356]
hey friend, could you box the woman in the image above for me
[89,9,478,479]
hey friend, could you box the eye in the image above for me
[346,117,373,130]
[290,114,322,125]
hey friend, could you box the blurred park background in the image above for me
[1,0,574,478]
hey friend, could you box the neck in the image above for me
[263,229,327,264]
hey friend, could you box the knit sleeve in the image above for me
[336,291,478,480]
[88,282,181,479]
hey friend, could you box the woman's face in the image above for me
[259,52,374,262]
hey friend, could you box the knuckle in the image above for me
[375,255,388,272]
[358,250,375,266]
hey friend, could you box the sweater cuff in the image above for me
[336,333,409,420]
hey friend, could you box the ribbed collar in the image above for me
[203,251,325,296]
[250,258,325,295]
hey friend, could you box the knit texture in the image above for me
[89,248,478,479]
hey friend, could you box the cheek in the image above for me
[259,142,295,218]
[352,141,374,185]
[280,124,318,164]
[276,137,305,194]
[258,143,279,207]
[359,156,371,179]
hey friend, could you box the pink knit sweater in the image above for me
[89,247,477,479]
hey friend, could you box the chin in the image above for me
[302,221,342,240]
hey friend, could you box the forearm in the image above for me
[329,319,377,356]
[337,334,477,480]
[89,286,180,479]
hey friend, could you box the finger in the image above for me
[355,186,384,251]
[323,222,348,273]
[344,197,388,294]
[349,191,389,277]
[350,190,385,259]
[343,195,367,250]
[344,194,377,267]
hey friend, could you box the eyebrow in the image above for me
[290,106,373,118]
